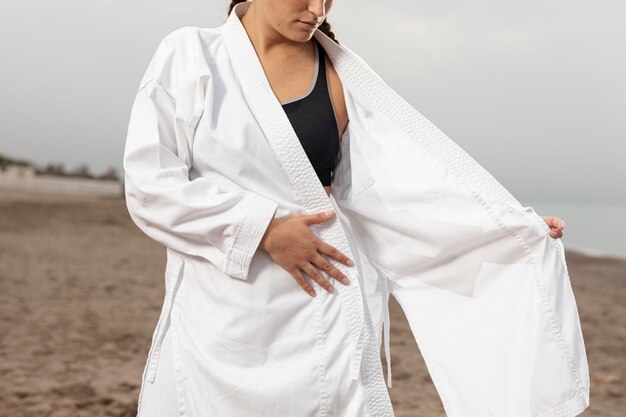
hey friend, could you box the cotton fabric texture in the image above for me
[123,2,590,416]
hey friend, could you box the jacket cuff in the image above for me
[224,195,278,280]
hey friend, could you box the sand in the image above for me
[0,187,623,417]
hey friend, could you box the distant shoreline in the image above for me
[0,173,122,199]
[563,244,626,263]
[1,175,623,263]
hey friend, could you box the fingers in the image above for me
[291,269,317,297]
[301,262,336,294]
[289,241,353,297]
[311,253,351,286]
[302,209,335,226]
[549,228,564,239]
[290,263,336,298]
[280,209,356,297]
[542,215,565,239]
[316,239,354,267]
[543,216,565,230]
[299,209,355,268]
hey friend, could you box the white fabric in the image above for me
[124,2,590,416]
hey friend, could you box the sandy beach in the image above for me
[0,183,623,417]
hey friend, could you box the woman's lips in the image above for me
[298,20,318,28]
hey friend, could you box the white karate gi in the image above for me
[123,2,590,416]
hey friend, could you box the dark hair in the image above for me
[228,0,340,44]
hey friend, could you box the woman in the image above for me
[124,1,587,416]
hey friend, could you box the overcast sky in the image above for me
[1,0,624,205]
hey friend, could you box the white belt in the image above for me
[379,269,393,388]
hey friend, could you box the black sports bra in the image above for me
[280,38,342,187]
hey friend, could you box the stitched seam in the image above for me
[483,201,584,393]
[466,182,586,393]
[170,320,189,417]
[314,290,329,416]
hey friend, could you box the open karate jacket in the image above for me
[123,2,590,416]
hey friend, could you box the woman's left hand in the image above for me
[542,216,565,239]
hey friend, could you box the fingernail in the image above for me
[329,286,334,293]
[324,209,334,217]
[347,259,354,266]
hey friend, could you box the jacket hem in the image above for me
[535,390,589,417]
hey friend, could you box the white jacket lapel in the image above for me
[222,1,376,388]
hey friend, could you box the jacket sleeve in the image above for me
[123,78,278,280]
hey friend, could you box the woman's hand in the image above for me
[259,209,353,297]
[542,216,566,239]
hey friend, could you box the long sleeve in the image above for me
[123,79,278,280]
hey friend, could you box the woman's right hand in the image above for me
[259,209,353,297]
